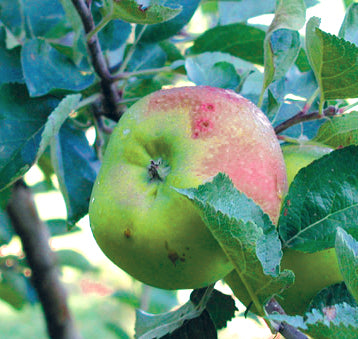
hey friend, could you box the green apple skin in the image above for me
[279,143,343,315]
[89,86,287,290]
[281,143,333,186]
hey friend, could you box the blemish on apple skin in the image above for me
[192,118,214,139]
[165,241,185,266]
[200,103,215,111]
[124,228,132,238]
[168,251,180,266]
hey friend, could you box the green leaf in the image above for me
[56,249,98,272]
[0,0,24,38]
[137,0,200,43]
[268,0,306,33]
[261,29,301,96]
[135,287,226,338]
[269,303,358,338]
[22,0,66,38]
[307,282,358,312]
[0,84,60,190]
[344,0,356,9]
[36,94,81,162]
[159,40,184,62]
[263,89,280,121]
[177,173,294,314]
[339,3,358,46]
[260,0,305,102]
[46,219,80,237]
[0,269,36,309]
[21,38,94,97]
[108,0,182,24]
[51,120,100,225]
[190,289,237,330]
[123,78,163,106]
[306,17,358,105]
[0,27,23,85]
[126,42,167,73]
[113,288,178,314]
[314,111,358,147]
[135,300,203,339]
[279,145,358,252]
[295,48,312,72]
[308,282,358,313]
[185,53,240,89]
[219,0,276,24]
[92,4,132,52]
[185,52,263,99]
[0,207,13,245]
[189,23,266,65]
[159,310,217,339]
[336,228,358,302]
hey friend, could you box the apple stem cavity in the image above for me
[147,158,170,182]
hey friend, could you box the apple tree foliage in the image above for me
[1,0,358,338]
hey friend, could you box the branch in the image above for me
[71,0,122,122]
[7,181,82,339]
[265,298,309,339]
[274,106,338,135]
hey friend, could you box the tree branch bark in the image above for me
[274,106,338,135]
[7,181,82,339]
[265,298,309,339]
[71,0,122,122]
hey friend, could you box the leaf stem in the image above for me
[257,86,265,109]
[76,93,102,110]
[86,14,112,42]
[339,100,358,113]
[118,24,148,73]
[303,87,320,114]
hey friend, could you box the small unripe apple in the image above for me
[89,86,287,290]
[279,143,343,315]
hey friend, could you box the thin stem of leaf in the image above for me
[196,284,215,312]
[76,93,102,110]
[257,87,265,109]
[339,100,358,113]
[303,87,320,114]
[119,24,148,73]
[87,14,112,42]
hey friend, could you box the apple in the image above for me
[89,86,287,290]
[279,143,343,315]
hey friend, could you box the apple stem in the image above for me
[148,159,171,182]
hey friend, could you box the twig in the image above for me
[274,106,338,135]
[7,181,82,339]
[71,0,122,121]
[265,298,308,339]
